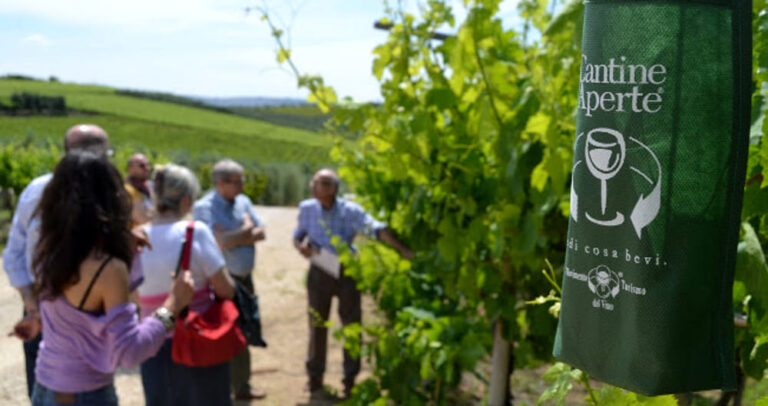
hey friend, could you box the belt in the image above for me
[53,391,76,404]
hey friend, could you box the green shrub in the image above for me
[5,92,67,116]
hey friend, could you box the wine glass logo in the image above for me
[584,128,625,226]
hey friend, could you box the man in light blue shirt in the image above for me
[293,168,412,399]
[193,159,266,401]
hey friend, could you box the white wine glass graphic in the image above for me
[584,128,625,226]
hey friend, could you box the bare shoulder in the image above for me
[94,257,130,291]
[94,257,131,311]
[65,255,130,312]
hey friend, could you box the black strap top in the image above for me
[77,256,113,310]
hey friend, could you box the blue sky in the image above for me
[0,1,521,102]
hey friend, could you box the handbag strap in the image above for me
[175,221,195,276]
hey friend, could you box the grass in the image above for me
[0,79,114,97]
[0,115,331,166]
[65,93,326,146]
[0,79,325,146]
[0,78,332,165]
[230,105,330,133]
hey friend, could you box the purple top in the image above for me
[35,297,166,392]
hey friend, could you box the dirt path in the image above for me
[0,206,367,405]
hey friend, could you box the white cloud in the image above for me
[22,34,51,46]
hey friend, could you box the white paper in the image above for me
[310,248,340,279]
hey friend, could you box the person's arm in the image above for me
[2,225,34,292]
[131,199,150,225]
[5,183,42,341]
[16,285,37,315]
[194,222,235,299]
[99,260,132,312]
[10,285,40,342]
[293,238,316,258]
[212,215,261,250]
[101,259,193,316]
[194,201,237,250]
[350,203,414,259]
[214,198,265,248]
[377,229,414,260]
[3,183,37,292]
[208,267,235,300]
[248,225,266,243]
[247,203,266,242]
[292,205,314,258]
[87,261,195,371]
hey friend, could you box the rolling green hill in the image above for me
[0,78,331,165]
[229,105,330,132]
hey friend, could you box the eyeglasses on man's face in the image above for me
[224,177,244,186]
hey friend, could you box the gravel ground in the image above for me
[0,206,368,406]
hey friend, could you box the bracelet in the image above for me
[151,307,176,332]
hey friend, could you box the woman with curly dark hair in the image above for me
[30,151,194,406]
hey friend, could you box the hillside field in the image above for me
[0,78,332,166]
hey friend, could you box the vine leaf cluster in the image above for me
[262,0,768,404]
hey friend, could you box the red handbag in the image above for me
[171,222,247,367]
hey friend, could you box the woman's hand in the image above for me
[130,226,152,254]
[162,271,195,316]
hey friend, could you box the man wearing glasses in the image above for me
[193,158,267,401]
[293,168,413,399]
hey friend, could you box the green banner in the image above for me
[554,0,752,395]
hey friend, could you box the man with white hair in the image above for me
[193,158,267,401]
[293,168,413,399]
[3,124,111,398]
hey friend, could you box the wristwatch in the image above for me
[151,307,176,332]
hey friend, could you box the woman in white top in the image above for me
[137,163,235,406]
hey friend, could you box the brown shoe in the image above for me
[234,388,267,400]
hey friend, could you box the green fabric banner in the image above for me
[554,0,752,395]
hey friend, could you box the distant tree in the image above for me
[1,74,37,81]
[8,92,67,116]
